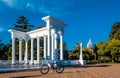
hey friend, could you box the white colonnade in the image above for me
[10,32,63,64]
[9,16,66,65]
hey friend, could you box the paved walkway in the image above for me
[0,64,120,78]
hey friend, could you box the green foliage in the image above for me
[5,44,12,60]
[96,41,107,56]
[95,22,120,63]
[96,39,120,63]
[13,16,34,32]
[106,39,120,62]
[110,22,120,40]
[68,43,80,60]
[6,16,34,60]
[0,39,6,60]
[83,48,94,60]
[0,39,4,52]
[114,29,120,39]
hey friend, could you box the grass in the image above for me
[101,62,120,64]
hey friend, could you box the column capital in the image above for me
[58,31,63,35]
[44,35,46,37]
[25,39,29,42]
[19,37,22,41]
[51,29,57,33]
[54,33,58,38]
[12,36,15,40]
[31,38,34,40]
[37,37,40,39]
[79,42,82,47]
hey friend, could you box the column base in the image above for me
[12,63,16,65]
[78,60,86,65]
[47,56,51,60]
[25,62,29,65]
[12,61,15,65]
[19,61,23,64]
[30,62,34,65]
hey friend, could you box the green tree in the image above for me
[93,45,98,60]
[6,16,34,60]
[96,41,107,56]
[0,39,4,60]
[96,41,110,62]
[109,22,120,40]
[68,42,81,60]
[13,16,34,32]
[5,43,12,60]
[114,29,120,40]
[63,42,68,60]
[106,39,120,62]
[0,39,10,60]
[83,48,94,60]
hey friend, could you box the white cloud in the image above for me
[2,0,17,7]
[26,2,34,9]
[1,0,27,10]
[0,28,3,32]
[1,0,75,16]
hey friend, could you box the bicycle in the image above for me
[40,60,64,74]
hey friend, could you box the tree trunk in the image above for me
[112,59,114,62]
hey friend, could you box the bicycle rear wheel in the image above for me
[56,66,64,73]
[40,64,49,74]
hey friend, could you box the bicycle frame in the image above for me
[40,60,64,74]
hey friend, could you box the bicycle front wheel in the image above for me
[40,64,49,74]
[56,66,64,73]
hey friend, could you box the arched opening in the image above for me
[15,38,19,61]
[28,39,31,60]
[40,37,44,60]
[33,38,37,60]
[21,39,25,61]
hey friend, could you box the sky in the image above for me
[0,0,120,50]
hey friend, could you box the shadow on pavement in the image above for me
[83,64,111,68]
[64,64,111,68]
[11,75,42,78]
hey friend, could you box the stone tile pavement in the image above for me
[0,64,120,78]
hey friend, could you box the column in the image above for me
[54,34,57,51]
[54,33,58,60]
[44,36,46,60]
[25,40,28,64]
[47,30,51,59]
[79,43,83,60]
[37,37,40,64]
[60,32,63,60]
[19,39,22,64]
[51,34,54,60]
[31,38,34,64]
[12,37,15,64]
